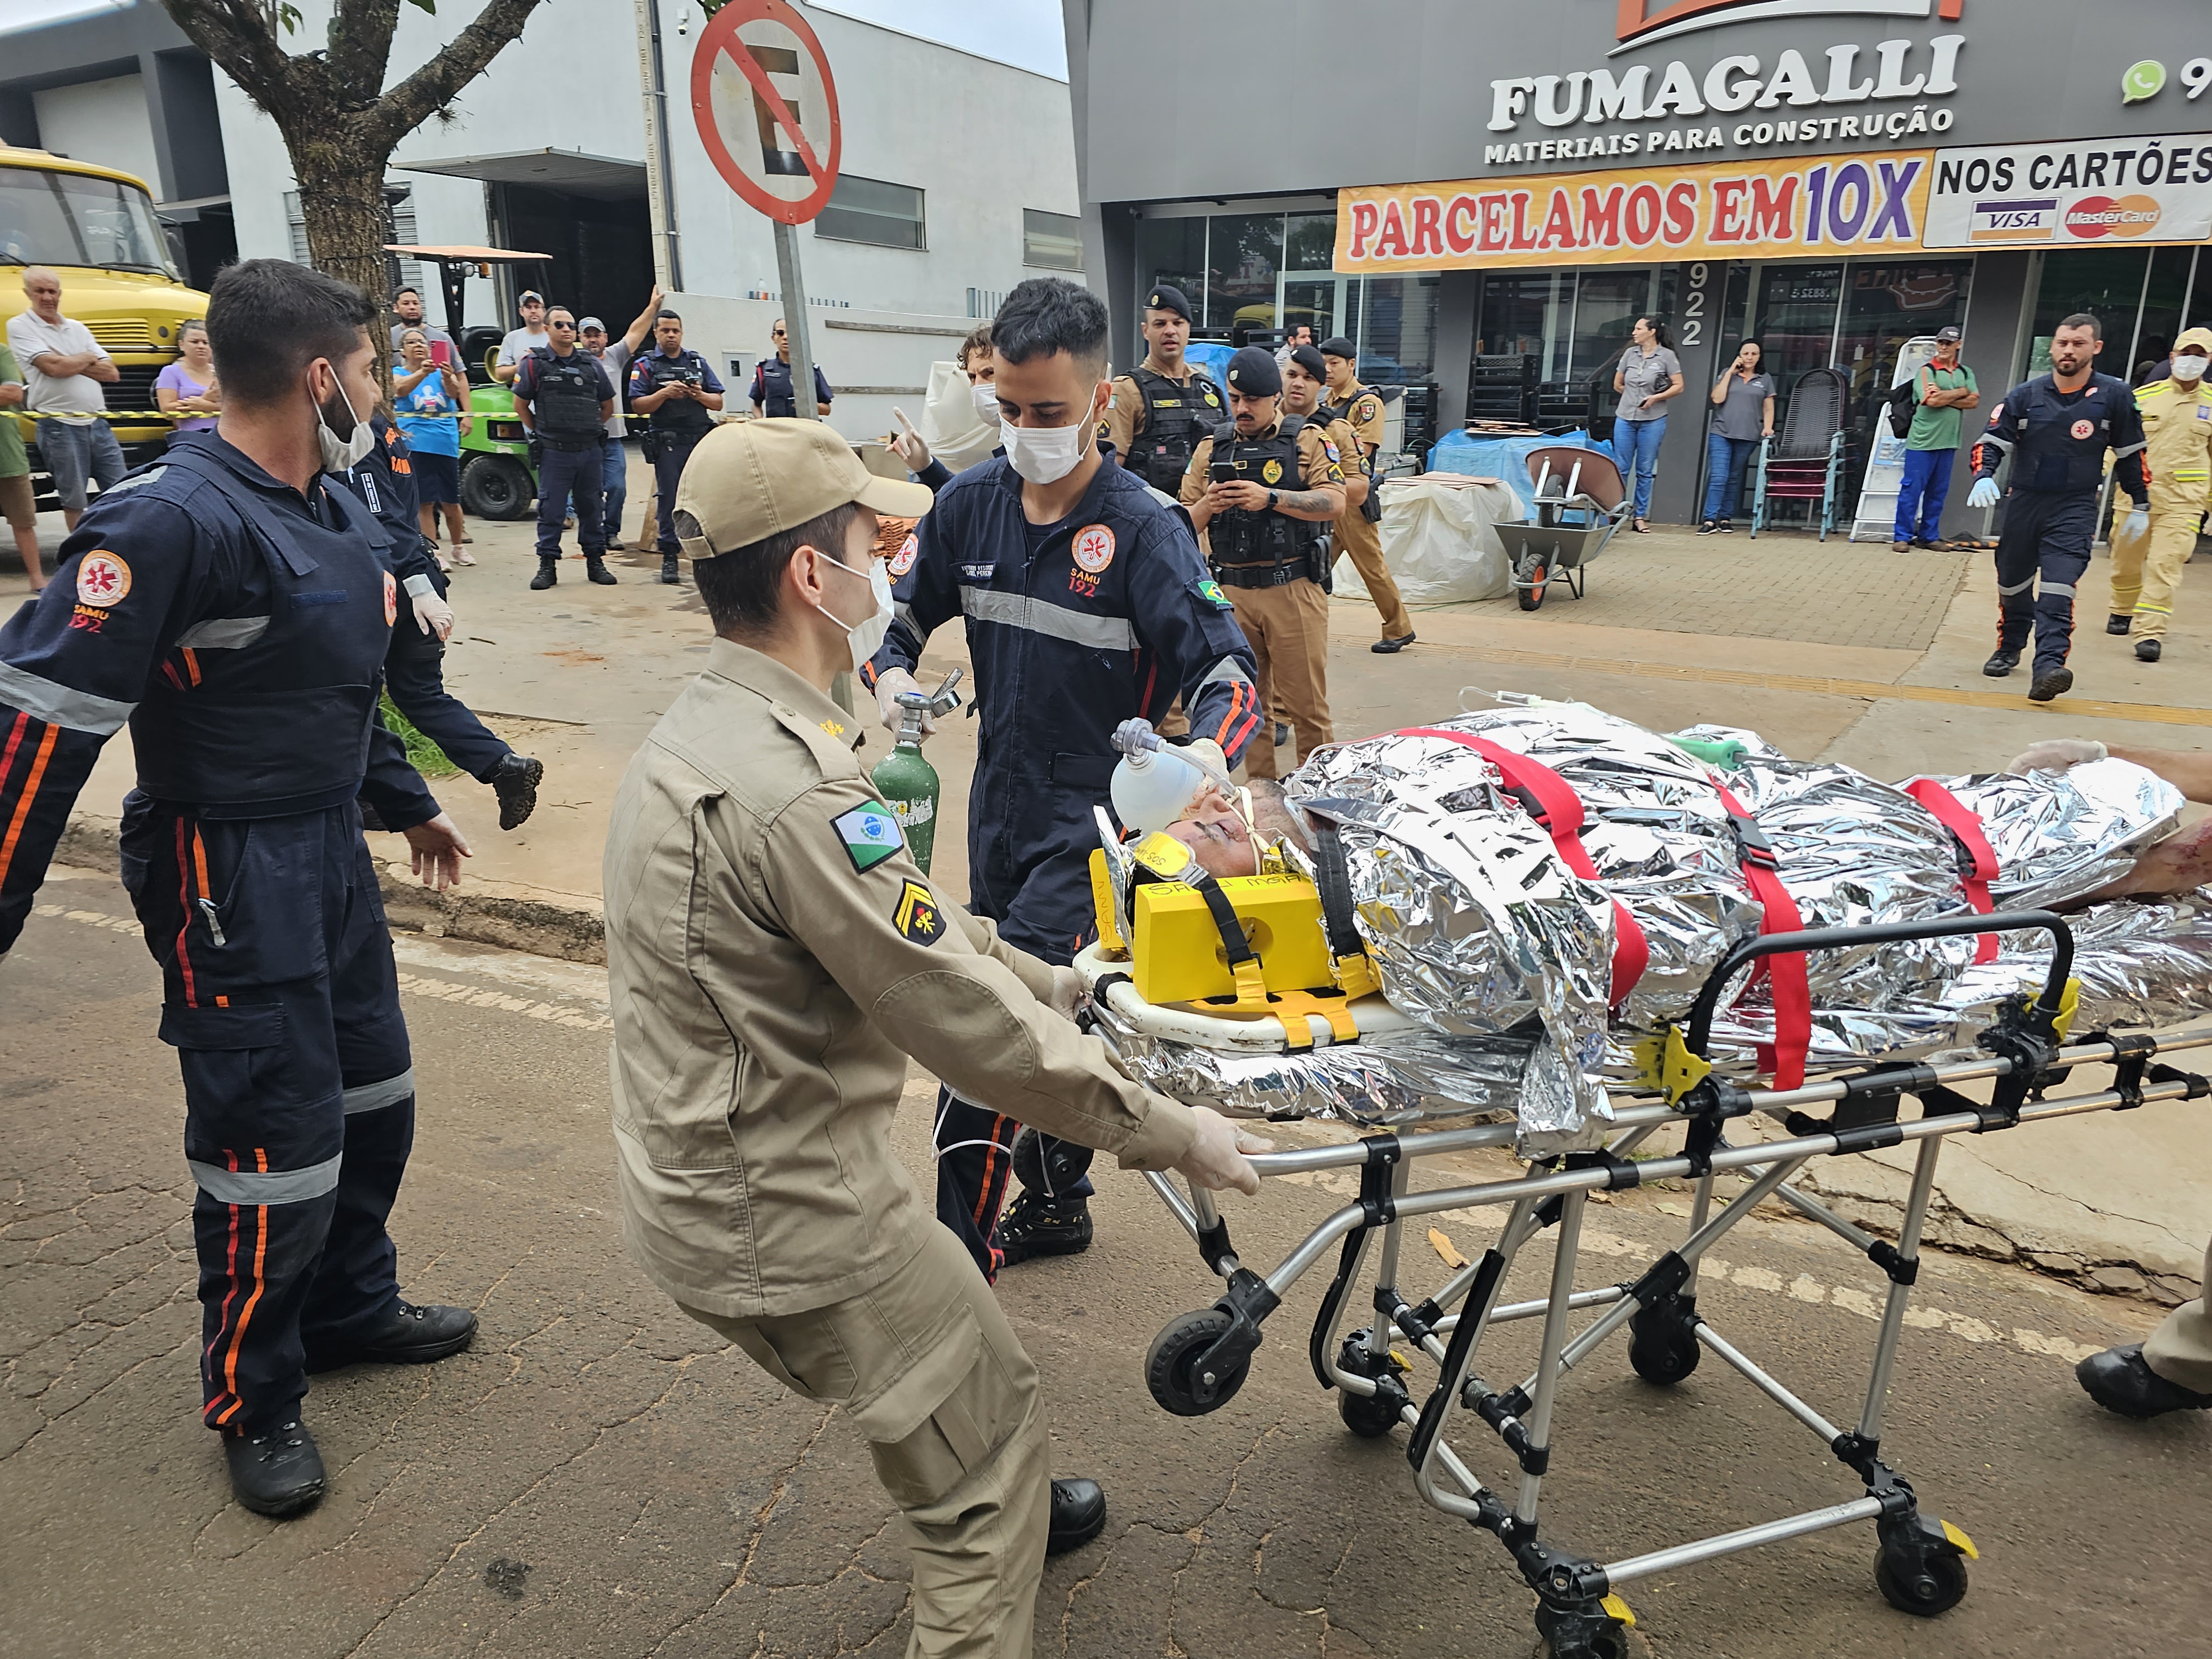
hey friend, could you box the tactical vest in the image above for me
[634,348,716,438]
[1207,416,1326,583]
[1995,373,2136,493]
[528,347,606,447]
[130,441,395,817]
[1130,366,1226,491]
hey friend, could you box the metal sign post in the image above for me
[773,222,820,421]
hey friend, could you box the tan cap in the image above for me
[672,418,935,560]
[2176,326,2212,356]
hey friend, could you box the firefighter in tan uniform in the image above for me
[602,418,1265,1658]
[2106,325,2212,664]
[1321,335,1415,651]
[1099,283,1227,492]
[1180,347,1347,780]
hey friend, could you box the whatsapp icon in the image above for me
[2122,59,2167,103]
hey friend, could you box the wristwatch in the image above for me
[1266,488,1280,512]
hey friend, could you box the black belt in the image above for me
[1211,560,1310,589]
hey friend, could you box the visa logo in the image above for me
[1969,197,2056,242]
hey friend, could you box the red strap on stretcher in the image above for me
[1901,778,2001,964]
[1399,728,1650,1008]
[1708,782,1812,1091]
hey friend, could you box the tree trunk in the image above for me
[288,117,393,304]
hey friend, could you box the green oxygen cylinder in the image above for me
[873,701,941,873]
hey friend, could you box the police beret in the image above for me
[1288,343,1328,380]
[1225,347,1281,396]
[1318,336,1357,361]
[1145,284,1193,322]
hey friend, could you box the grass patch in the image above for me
[382,691,462,778]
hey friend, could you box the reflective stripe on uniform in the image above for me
[2113,439,2147,457]
[1196,653,1254,688]
[2041,581,2076,599]
[174,616,272,650]
[960,588,1135,652]
[1997,576,2036,596]
[342,1067,415,1115]
[1979,432,2014,451]
[189,1152,343,1206]
[0,660,135,735]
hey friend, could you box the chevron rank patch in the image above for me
[894,879,946,943]
[833,800,905,873]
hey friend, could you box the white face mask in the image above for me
[970,380,1001,424]
[1000,389,1103,485]
[816,551,894,672]
[2173,354,2209,383]
[316,374,375,473]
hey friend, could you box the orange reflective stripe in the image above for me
[0,723,59,890]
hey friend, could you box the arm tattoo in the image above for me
[1275,488,1342,518]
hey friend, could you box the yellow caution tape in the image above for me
[1600,1593,1637,1627]
[1630,1022,1712,1105]
[1939,1519,1979,1560]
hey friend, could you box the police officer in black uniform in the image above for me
[1970,310,2151,702]
[628,310,727,587]
[1101,284,1228,493]
[747,316,833,418]
[512,306,618,591]
[0,260,477,1520]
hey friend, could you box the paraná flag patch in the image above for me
[833,800,905,872]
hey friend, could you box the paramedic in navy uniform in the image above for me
[1969,311,2151,703]
[864,276,1260,1277]
[0,260,478,1521]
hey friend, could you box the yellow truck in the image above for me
[1,147,210,491]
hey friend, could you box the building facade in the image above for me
[1062,0,2212,527]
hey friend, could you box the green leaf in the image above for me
[277,2,302,33]
[405,0,437,12]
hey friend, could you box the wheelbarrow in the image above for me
[1493,445,1630,611]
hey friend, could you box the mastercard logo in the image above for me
[2064,194,2162,239]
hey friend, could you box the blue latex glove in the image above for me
[1967,476,2001,509]
[2122,507,2150,542]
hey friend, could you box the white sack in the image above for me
[918,359,999,473]
[1340,478,1515,602]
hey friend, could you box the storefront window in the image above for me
[1476,272,1569,382]
[1206,212,1285,335]
[1286,213,1335,272]
[1360,275,1439,380]
[2029,247,2204,381]
[1834,259,1973,423]
[1568,269,1655,387]
[1134,217,1205,319]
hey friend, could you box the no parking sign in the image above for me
[690,0,843,225]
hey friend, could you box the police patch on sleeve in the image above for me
[833,800,905,872]
[1196,577,1235,609]
[893,879,946,944]
[1356,396,1380,422]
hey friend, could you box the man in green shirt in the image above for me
[0,343,40,590]
[1892,325,1979,552]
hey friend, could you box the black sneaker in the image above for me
[2076,1343,2212,1418]
[225,1419,326,1518]
[306,1299,477,1372]
[660,554,681,585]
[1047,1478,1107,1554]
[1717,519,1735,533]
[1697,520,1720,536]
[489,754,544,831]
[2136,638,2162,663]
[2107,613,2134,635]
[1981,650,2018,678]
[2028,665,2073,703]
[530,560,557,591]
[586,557,618,586]
[995,1190,1093,1265]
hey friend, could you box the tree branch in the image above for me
[365,0,545,152]
[327,0,406,109]
[157,0,295,107]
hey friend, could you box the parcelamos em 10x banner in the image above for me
[1334,150,1933,272]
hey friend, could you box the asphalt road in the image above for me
[4,868,2203,1659]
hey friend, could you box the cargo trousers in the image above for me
[680,1223,1052,1658]
[1333,505,1412,640]
[1224,574,1333,780]
[2107,505,2204,642]
[2145,1235,2212,1394]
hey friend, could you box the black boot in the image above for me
[1981,649,2018,677]
[2107,612,2134,635]
[224,1419,326,1518]
[586,556,618,585]
[2028,664,2074,703]
[2076,1343,2212,1418]
[489,754,544,831]
[306,1299,478,1373]
[1047,1477,1106,1554]
[529,559,558,591]
[2137,638,2162,663]
[996,1189,1093,1265]
[660,554,682,585]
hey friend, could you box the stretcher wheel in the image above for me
[1627,1293,1702,1386]
[1146,1309,1250,1417]
[1338,1378,1409,1438]
[1516,552,1548,611]
[1875,1545,1969,1617]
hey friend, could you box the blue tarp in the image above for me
[1183,341,1237,385]
[1427,429,1605,518]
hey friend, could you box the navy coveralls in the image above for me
[514,348,615,562]
[628,348,723,556]
[749,354,833,418]
[1974,372,2149,673]
[341,419,514,782]
[868,445,1259,1277]
[0,433,440,1437]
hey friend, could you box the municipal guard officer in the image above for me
[628,310,726,586]
[1101,283,1228,492]
[2105,324,2212,664]
[747,316,833,418]
[512,306,617,590]
[1321,336,1415,651]
[867,278,1260,1276]
[1181,346,1347,781]
[0,260,477,1519]
[1969,310,2150,702]
[606,416,1263,1652]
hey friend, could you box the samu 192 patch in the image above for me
[832,800,904,872]
[1196,577,1235,610]
[893,878,945,943]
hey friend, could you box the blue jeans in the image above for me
[1613,415,1666,519]
[1893,446,1953,544]
[1701,432,1759,523]
[573,436,626,546]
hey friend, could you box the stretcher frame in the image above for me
[1108,910,2212,1657]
